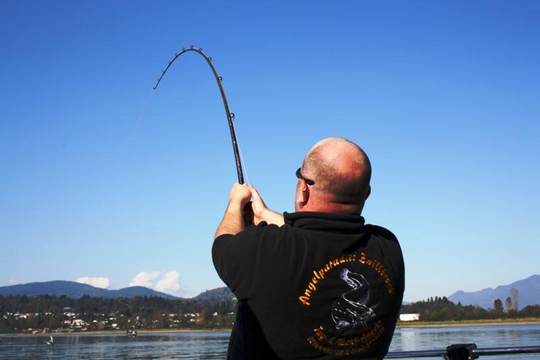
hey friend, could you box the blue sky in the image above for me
[1,1,538,301]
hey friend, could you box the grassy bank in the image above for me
[0,328,232,335]
[6,318,540,335]
[398,317,540,328]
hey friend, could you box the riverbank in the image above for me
[398,317,540,328]
[3,322,539,359]
[5,318,540,335]
[1,328,232,336]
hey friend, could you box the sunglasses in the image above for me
[296,167,315,185]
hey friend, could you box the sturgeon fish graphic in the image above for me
[331,268,376,330]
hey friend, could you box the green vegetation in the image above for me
[399,318,540,328]
[0,295,236,333]
[1,295,539,334]
[401,296,540,321]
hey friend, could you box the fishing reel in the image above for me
[444,344,478,360]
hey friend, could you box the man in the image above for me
[213,137,405,359]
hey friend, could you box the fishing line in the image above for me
[130,89,155,138]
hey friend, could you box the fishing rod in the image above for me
[385,343,540,359]
[153,46,245,184]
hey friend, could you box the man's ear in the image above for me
[365,185,371,201]
[297,183,310,208]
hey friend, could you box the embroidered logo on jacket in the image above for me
[298,252,394,356]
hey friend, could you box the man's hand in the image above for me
[215,183,252,239]
[229,183,252,207]
[249,185,285,226]
[248,185,268,224]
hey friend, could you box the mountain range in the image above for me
[2,275,538,310]
[449,274,540,310]
[0,280,234,301]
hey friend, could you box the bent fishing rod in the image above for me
[153,46,245,184]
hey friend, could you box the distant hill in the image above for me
[0,281,238,304]
[0,281,178,300]
[449,275,540,310]
[193,287,235,304]
[111,286,178,299]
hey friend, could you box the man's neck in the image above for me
[297,202,362,215]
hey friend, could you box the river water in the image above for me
[0,324,539,359]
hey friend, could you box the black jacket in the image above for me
[213,211,405,359]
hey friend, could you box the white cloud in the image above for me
[129,271,161,288]
[155,271,180,293]
[76,276,110,289]
[129,270,180,295]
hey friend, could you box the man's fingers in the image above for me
[249,185,260,200]
[230,183,252,205]
[248,185,265,205]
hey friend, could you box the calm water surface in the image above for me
[0,324,539,359]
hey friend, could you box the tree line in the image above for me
[0,295,236,333]
[1,295,539,333]
[401,296,540,321]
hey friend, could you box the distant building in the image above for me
[399,313,420,321]
[72,319,87,329]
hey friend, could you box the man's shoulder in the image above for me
[364,224,399,242]
[241,222,288,238]
[215,222,284,240]
[213,222,289,256]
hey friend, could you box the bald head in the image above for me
[300,137,371,212]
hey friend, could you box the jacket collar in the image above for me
[284,211,365,234]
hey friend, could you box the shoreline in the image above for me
[398,318,540,328]
[4,319,540,335]
[1,328,232,336]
